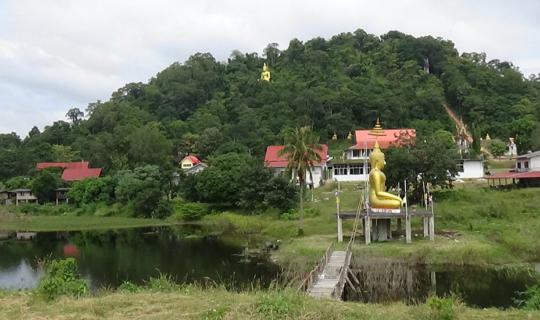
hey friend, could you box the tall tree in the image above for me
[280,126,322,234]
[66,108,84,124]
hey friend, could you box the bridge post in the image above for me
[405,216,412,244]
[429,215,435,241]
[337,217,343,242]
[364,216,371,245]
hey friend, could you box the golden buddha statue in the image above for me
[347,131,353,140]
[261,63,271,82]
[368,141,403,209]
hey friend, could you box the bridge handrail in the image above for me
[297,242,334,292]
[332,195,363,298]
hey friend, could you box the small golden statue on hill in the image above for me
[260,63,271,82]
[368,141,403,209]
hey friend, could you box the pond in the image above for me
[0,226,281,291]
[345,258,540,309]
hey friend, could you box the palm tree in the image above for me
[280,126,323,234]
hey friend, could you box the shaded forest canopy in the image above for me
[1,28,540,180]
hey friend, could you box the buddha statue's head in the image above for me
[369,141,385,170]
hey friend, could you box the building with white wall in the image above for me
[327,125,415,182]
[264,145,329,188]
[516,151,540,172]
[456,159,485,179]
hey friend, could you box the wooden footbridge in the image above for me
[298,197,435,300]
[298,201,362,300]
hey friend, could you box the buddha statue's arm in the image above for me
[372,174,403,202]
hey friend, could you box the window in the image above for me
[334,164,348,175]
[525,161,529,169]
[352,150,361,158]
[517,162,522,169]
[349,164,362,175]
[457,160,464,172]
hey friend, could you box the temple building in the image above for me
[264,145,329,188]
[327,120,415,182]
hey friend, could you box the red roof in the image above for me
[37,161,89,170]
[485,171,540,180]
[62,168,102,181]
[264,145,328,168]
[182,155,201,165]
[351,129,416,149]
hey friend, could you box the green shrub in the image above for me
[118,281,142,293]
[36,258,89,300]
[148,273,177,291]
[202,305,229,320]
[256,291,303,319]
[426,296,458,320]
[280,210,299,221]
[173,202,208,221]
[154,199,173,218]
[515,284,540,310]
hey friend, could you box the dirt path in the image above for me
[443,103,473,143]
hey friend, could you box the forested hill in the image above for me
[2,28,540,180]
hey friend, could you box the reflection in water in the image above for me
[0,260,43,290]
[345,257,539,309]
[0,227,280,291]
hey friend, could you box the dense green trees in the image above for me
[32,169,62,203]
[181,153,297,212]
[1,28,539,212]
[385,130,459,199]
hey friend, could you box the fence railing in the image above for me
[332,196,363,298]
[297,242,334,292]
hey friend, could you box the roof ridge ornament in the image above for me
[369,118,385,136]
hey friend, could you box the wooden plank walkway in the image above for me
[307,250,347,298]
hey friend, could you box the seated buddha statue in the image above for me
[260,63,271,82]
[368,141,403,209]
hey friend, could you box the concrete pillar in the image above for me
[405,216,412,244]
[429,216,435,241]
[423,218,429,237]
[372,219,391,242]
[364,216,371,245]
[337,217,343,242]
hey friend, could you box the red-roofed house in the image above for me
[62,168,102,181]
[36,161,89,170]
[264,145,329,188]
[180,155,207,174]
[37,161,102,182]
[329,122,415,182]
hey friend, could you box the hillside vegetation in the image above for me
[1,28,540,182]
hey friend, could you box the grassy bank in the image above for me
[1,287,537,320]
[271,184,540,269]
[2,185,539,267]
[0,212,173,231]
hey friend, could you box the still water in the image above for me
[0,226,280,291]
[345,258,539,308]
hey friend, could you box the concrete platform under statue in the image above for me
[336,207,435,244]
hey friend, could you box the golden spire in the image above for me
[369,118,385,136]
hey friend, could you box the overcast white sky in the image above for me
[1,0,539,137]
